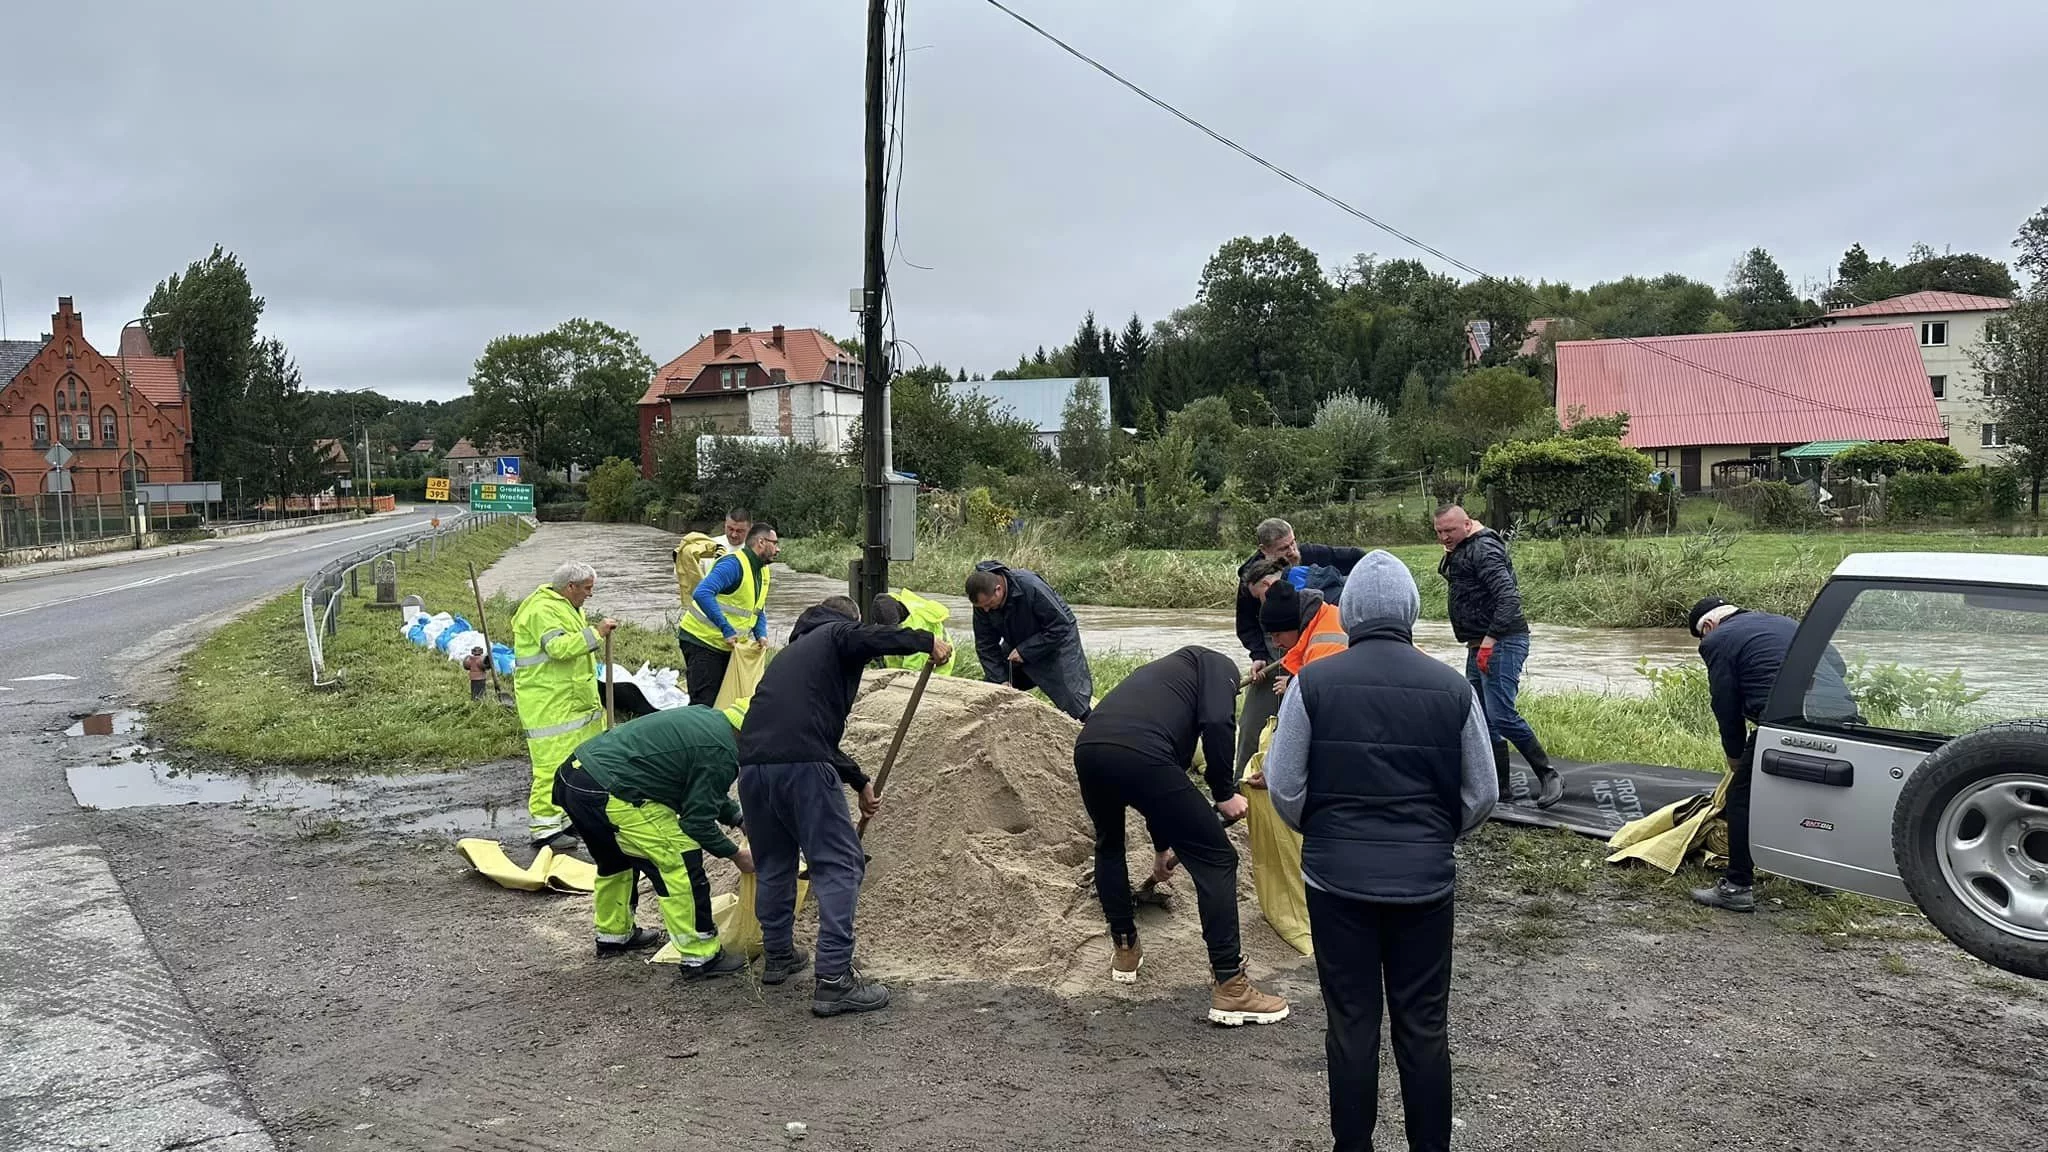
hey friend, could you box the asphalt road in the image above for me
[0,507,454,1152]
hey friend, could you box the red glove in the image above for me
[1476,644,1493,675]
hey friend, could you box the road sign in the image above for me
[425,476,451,501]
[135,482,223,503]
[44,468,73,494]
[495,456,521,480]
[468,481,534,513]
[43,443,74,468]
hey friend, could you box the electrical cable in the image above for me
[976,0,1935,431]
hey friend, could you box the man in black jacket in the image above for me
[1233,518,1364,777]
[1685,596,1856,913]
[967,560,1093,720]
[1264,552,1498,1152]
[1433,504,1563,808]
[736,596,951,1017]
[1074,645,1290,1025]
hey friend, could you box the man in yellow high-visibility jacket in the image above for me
[868,589,958,676]
[677,521,778,706]
[512,560,617,846]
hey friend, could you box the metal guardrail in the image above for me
[301,512,515,688]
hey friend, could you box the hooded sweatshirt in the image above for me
[735,603,934,787]
[1263,551,1498,899]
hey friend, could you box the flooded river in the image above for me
[481,524,1699,695]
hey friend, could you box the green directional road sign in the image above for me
[468,481,535,513]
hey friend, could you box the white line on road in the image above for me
[8,674,78,682]
[0,516,453,622]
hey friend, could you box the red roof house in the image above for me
[1809,291,2012,320]
[637,325,864,476]
[1555,324,1945,492]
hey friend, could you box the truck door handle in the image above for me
[1760,749,1854,788]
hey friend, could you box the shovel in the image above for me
[467,562,514,706]
[603,631,617,730]
[856,662,933,841]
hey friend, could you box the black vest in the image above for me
[1296,623,1472,902]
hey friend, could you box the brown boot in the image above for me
[1208,969,1289,1026]
[1111,933,1143,985]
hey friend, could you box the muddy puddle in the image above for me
[63,709,146,737]
[64,752,514,834]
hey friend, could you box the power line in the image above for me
[975,0,1935,432]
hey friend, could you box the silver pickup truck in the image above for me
[1752,552,2048,979]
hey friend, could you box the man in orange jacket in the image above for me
[1259,581,1347,698]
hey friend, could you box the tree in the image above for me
[143,245,264,482]
[1979,295,2048,511]
[236,338,322,504]
[884,374,1040,489]
[1442,366,1552,464]
[583,457,643,521]
[1726,248,1801,331]
[555,318,656,466]
[1458,277,1534,367]
[1166,395,1240,491]
[1196,234,1334,423]
[469,331,573,470]
[1312,392,1390,480]
[1057,377,1112,483]
[648,423,701,500]
[2017,202,2048,290]
[1390,370,1454,473]
[1895,251,2017,299]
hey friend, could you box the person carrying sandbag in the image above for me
[552,702,755,979]
[677,522,779,707]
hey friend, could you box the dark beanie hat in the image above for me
[1687,596,1729,638]
[1260,580,1302,634]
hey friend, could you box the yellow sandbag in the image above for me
[673,532,726,600]
[1605,773,1732,874]
[458,839,593,894]
[714,641,767,710]
[1239,716,1314,956]
[649,872,809,963]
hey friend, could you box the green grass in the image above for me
[783,526,2048,630]
[155,519,539,769]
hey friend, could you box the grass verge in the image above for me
[782,526,2048,629]
[155,519,539,769]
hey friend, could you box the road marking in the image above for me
[0,515,456,622]
[9,673,77,682]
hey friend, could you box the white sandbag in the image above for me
[443,630,488,662]
[420,613,457,645]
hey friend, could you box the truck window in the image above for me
[1804,586,2048,738]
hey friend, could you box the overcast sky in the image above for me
[3,0,2044,401]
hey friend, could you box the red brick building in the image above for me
[0,297,191,498]
[637,325,864,476]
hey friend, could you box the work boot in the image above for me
[535,828,582,852]
[1692,879,1756,913]
[1492,742,1513,799]
[811,969,890,1017]
[1208,970,1290,1026]
[761,947,811,986]
[1522,740,1565,810]
[1111,933,1143,985]
[594,926,663,957]
[678,948,748,982]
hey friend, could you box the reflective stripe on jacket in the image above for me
[680,552,772,646]
[1281,601,1348,676]
[881,589,957,676]
[511,583,602,735]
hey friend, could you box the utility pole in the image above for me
[857,0,892,617]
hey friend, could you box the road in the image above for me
[0,507,453,1152]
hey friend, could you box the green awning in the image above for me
[1782,440,1869,459]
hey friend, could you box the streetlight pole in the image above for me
[118,318,149,548]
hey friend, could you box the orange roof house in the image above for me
[637,325,865,476]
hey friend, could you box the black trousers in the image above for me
[678,634,731,708]
[1073,742,1241,981]
[1724,731,1757,887]
[1306,885,1455,1152]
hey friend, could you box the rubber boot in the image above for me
[1492,742,1512,800]
[1522,738,1565,809]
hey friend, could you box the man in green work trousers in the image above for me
[512,561,617,847]
[553,701,755,977]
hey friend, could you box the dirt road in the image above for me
[94,762,2045,1152]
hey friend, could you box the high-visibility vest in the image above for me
[680,551,772,646]
[880,589,956,676]
[1281,601,1348,675]
[509,583,605,745]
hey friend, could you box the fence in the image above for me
[301,511,515,688]
[0,492,181,552]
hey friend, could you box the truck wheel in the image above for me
[1892,720,2048,980]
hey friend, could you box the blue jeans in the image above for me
[738,761,867,978]
[1464,632,1537,752]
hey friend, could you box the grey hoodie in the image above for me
[1262,551,1498,870]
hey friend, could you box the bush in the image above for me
[1312,392,1389,480]
[583,457,641,522]
[648,425,700,500]
[695,439,859,537]
[1720,479,1824,529]
[1226,426,1336,503]
[1831,440,1966,477]
[1886,470,1987,521]
[1476,436,1645,524]
[1988,467,2022,519]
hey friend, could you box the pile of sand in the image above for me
[835,670,1303,996]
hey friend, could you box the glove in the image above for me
[1476,643,1494,675]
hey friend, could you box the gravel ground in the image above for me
[91,759,2048,1152]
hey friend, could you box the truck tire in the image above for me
[1891,719,2048,980]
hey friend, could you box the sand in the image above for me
[835,670,1304,996]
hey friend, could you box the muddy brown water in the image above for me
[477,522,1704,695]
